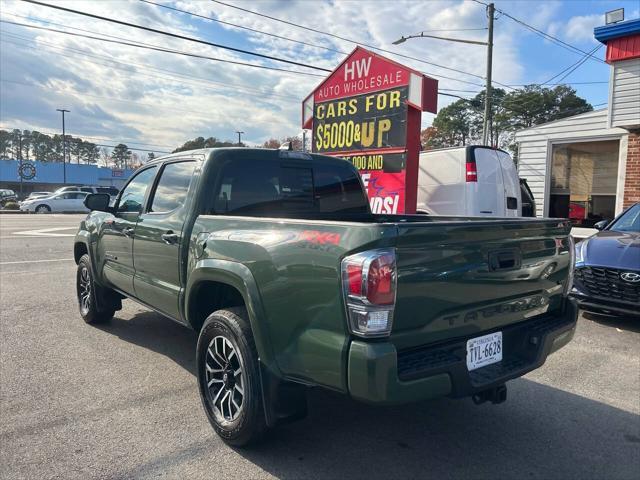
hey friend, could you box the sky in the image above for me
[0,0,638,154]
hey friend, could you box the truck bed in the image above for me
[192,213,572,390]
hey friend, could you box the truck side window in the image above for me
[149,161,195,213]
[117,166,157,214]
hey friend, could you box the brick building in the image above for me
[515,16,639,226]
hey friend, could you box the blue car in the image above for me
[572,202,640,317]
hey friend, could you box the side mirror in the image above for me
[84,193,112,212]
[594,219,609,231]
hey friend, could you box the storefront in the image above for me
[516,17,639,226]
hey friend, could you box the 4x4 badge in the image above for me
[620,272,640,283]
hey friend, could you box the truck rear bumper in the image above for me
[347,298,578,405]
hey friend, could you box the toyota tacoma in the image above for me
[74,148,578,446]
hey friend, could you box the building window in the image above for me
[549,140,619,227]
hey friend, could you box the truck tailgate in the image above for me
[391,219,572,351]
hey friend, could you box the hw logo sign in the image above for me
[344,57,372,81]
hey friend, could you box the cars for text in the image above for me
[74,148,578,446]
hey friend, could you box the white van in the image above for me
[417,146,522,217]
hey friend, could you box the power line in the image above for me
[1,31,593,113]
[139,0,344,54]
[0,30,303,102]
[410,28,488,33]
[509,81,608,86]
[20,0,332,73]
[0,19,325,77]
[541,44,602,86]
[471,0,605,65]
[209,0,495,87]
[0,19,478,101]
[4,7,487,90]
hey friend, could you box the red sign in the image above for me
[303,47,437,214]
[314,48,410,103]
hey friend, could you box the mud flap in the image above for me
[95,285,123,313]
[259,362,308,428]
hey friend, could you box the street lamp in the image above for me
[236,130,245,146]
[392,2,495,146]
[56,108,70,183]
[393,33,487,46]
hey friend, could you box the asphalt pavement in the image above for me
[1,214,639,479]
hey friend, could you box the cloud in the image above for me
[0,0,544,148]
[548,14,603,44]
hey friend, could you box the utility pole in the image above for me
[236,130,245,146]
[18,132,23,196]
[481,3,494,147]
[392,19,493,145]
[57,109,70,184]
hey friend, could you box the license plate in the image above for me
[466,332,502,371]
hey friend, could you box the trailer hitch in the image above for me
[472,384,507,405]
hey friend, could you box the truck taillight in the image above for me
[341,249,396,337]
[466,161,478,182]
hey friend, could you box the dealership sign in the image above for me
[303,47,438,214]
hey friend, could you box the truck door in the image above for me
[133,159,197,321]
[495,150,521,217]
[99,166,158,296]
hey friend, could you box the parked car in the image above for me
[53,186,83,195]
[75,148,578,446]
[23,191,53,201]
[572,202,640,317]
[417,146,521,217]
[520,178,536,217]
[0,189,17,206]
[54,186,119,196]
[20,191,89,213]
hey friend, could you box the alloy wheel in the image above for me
[79,265,92,315]
[205,335,245,422]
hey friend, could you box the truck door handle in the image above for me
[123,227,135,237]
[161,231,179,244]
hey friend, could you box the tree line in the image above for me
[0,129,101,164]
[0,129,152,169]
[422,85,593,154]
[172,135,304,152]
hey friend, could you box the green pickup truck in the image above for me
[74,148,578,446]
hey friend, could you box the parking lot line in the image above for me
[0,258,74,265]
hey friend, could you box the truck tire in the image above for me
[196,308,267,447]
[76,254,115,324]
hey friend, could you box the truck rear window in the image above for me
[212,158,368,216]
